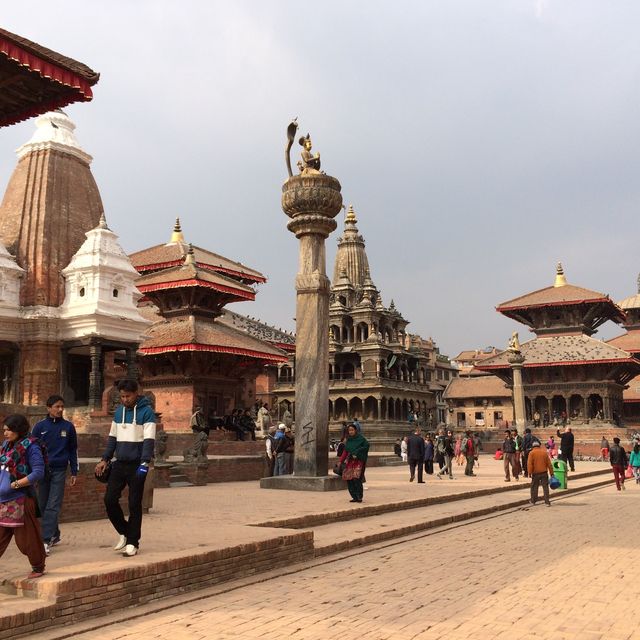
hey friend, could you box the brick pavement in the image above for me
[0,458,609,578]
[34,482,640,640]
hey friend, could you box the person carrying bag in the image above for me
[339,424,369,503]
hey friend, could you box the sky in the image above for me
[2,1,640,357]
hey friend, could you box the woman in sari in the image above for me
[339,425,369,503]
[0,414,47,578]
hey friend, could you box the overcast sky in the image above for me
[2,1,639,357]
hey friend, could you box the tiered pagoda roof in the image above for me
[135,227,286,365]
[130,219,266,285]
[139,314,287,363]
[496,263,625,336]
[0,27,99,127]
[136,250,256,303]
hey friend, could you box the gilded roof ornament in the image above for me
[345,204,357,223]
[169,217,185,244]
[554,262,567,288]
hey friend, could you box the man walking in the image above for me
[522,428,534,478]
[557,426,575,472]
[95,379,156,557]
[502,430,518,481]
[407,427,425,483]
[600,436,610,461]
[436,428,454,479]
[527,440,554,506]
[32,395,78,555]
[608,437,628,491]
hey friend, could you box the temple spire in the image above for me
[332,204,371,288]
[169,217,185,244]
[554,262,567,288]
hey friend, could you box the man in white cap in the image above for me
[273,424,288,476]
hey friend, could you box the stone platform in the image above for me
[0,459,615,639]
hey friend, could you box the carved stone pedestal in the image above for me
[177,462,208,486]
[260,475,344,491]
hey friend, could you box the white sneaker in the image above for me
[43,543,51,556]
[123,544,138,557]
[114,535,127,551]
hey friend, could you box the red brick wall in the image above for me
[58,462,152,523]
[151,385,195,431]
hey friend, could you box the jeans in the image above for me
[409,458,423,482]
[464,455,475,475]
[530,472,550,505]
[104,461,147,547]
[503,452,518,480]
[38,467,67,542]
[274,452,287,476]
[424,459,434,475]
[437,455,453,478]
[612,464,625,490]
[559,451,575,472]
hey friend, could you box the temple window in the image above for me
[79,287,85,297]
[113,289,119,298]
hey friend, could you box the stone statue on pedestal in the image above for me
[183,407,210,463]
[155,428,168,463]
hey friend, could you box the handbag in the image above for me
[342,459,364,481]
[0,496,25,527]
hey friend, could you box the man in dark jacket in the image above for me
[557,426,575,471]
[609,437,628,491]
[32,395,79,555]
[522,428,534,478]
[502,430,518,481]
[407,427,426,483]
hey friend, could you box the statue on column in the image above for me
[508,331,521,353]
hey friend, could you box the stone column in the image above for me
[603,395,611,421]
[88,342,103,410]
[126,345,139,381]
[508,351,526,434]
[377,398,383,420]
[261,167,343,491]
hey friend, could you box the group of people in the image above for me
[395,427,483,482]
[0,379,156,578]
[264,423,295,476]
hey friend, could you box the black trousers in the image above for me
[104,460,147,547]
[409,458,424,482]
[559,451,575,471]
[424,459,434,475]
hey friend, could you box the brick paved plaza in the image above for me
[1,459,633,640]
[28,477,640,640]
[29,481,639,640]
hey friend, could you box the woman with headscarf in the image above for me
[0,414,47,578]
[339,424,369,503]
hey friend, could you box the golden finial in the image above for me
[345,204,357,224]
[184,243,196,266]
[554,262,567,287]
[169,217,185,244]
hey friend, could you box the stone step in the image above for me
[169,481,194,488]
[311,471,614,557]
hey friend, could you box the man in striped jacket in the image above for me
[95,379,155,557]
